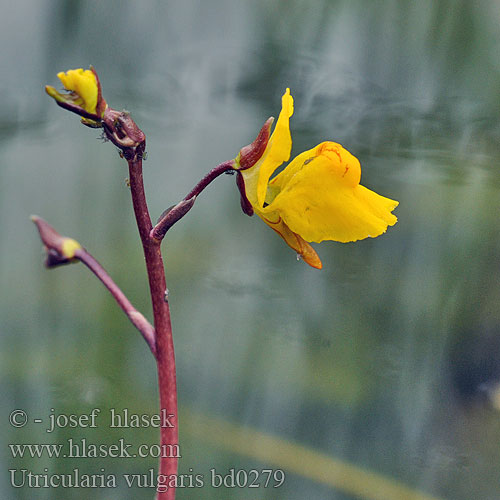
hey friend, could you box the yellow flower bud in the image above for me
[61,238,82,259]
[56,68,98,115]
[45,66,107,126]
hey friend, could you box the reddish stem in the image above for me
[75,248,156,357]
[183,160,235,200]
[127,155,178,500]
[150,160,235,241]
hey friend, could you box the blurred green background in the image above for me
[1,0,500,499]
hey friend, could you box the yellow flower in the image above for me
[237,89,398,269]
[45,67,107,127]
[56,68,98,114]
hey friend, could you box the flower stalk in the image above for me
[125,152,178,499]
[31,216,156,356]
[76,247,157,357]
[151,159,235,241]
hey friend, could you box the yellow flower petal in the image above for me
[241,89,294,208]
[265,142,398,243]
[57,68,98,115]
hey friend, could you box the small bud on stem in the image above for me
[31,215,82,267]
[31,215,157,356]
[151,197,197,241]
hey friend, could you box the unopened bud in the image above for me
[151,196,197,241]
[31,216,82,267]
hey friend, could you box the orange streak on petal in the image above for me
[262,215,322,269]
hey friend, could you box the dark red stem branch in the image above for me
[150,160,235,241]
[183,160,235,200]
[75,248,156,357]
[126,154,178,500]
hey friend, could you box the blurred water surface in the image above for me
[1,1,500,499]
